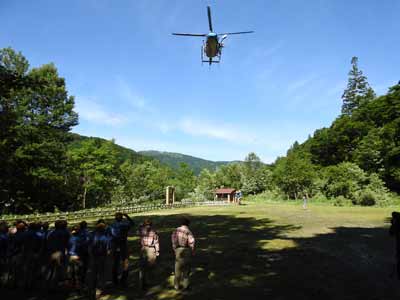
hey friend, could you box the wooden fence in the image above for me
[0,201,232,223]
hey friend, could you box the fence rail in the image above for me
[0,201,232,223]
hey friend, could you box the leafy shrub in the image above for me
[356,189,376,206]
[355,188,392,207]
[246,189,287,203]
[333,196,352,207]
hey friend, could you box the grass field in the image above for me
[5,202,400,300]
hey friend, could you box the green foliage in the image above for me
[117,160,172,202]
[333,196,352,207]
[215,163,243,190]
[171,163,197,200]
[0,48,78,213]
[322,162,367,200]
[67,138,118,208]
[194,169,217,200]
[273,150,316,199]
[341,56,375,115]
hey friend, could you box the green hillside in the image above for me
[68,133,149,166]
[139,150,233,174]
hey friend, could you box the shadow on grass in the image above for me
[2,213,400,300]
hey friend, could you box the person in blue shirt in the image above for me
[88,219,111,299]
[78,220,90,287]
[22,222,44,289]
[68,225,83,288]
[46,220,71,289]
[0,222,9,287]
[38,221,50,285]
[8,220,27,288]
[109,212,134,287]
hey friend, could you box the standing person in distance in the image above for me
[303,195,308,209]
[138,218,160,290]
[109,212,134,287]
[171,217,195,291]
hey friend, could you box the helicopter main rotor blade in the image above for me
[218,31,255,35]
[172,33,207,37]
[207,6,213,32]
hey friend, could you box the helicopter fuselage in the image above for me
[204,33,220,58]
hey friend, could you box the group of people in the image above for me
[0,212,196,298]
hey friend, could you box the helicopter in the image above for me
[172,6,254,65]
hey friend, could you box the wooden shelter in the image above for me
[214,188,236,202]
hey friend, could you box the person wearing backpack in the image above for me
[88,220,111,300]
[138,218,159,290]
[171,217,195,290]
[109,212,134,287]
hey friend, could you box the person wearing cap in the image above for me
[138,218,159,290]
[109,212,134,287]
[88,219,111,300]
[171,217,195,290]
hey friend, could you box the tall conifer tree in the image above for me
[341,56,375,115]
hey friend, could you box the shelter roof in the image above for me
[215,188,236,194]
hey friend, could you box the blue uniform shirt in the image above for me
[89,231,110,257]
[69,234,81,256]
[78,229,90,254]
[24,229,43,254]
[109,220,132,243]
[47,228,70,254]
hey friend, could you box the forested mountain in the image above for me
[139,150,232,175]
[69,133,149,166]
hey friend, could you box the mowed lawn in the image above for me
[7,202,400,300]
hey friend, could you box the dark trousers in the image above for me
[45,251,67,290]
[23,253,40,289]
[111,242,129,285]
[88,256,107,290]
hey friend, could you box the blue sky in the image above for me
[1,0,399,162]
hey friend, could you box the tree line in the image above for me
[1,48,399,214]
